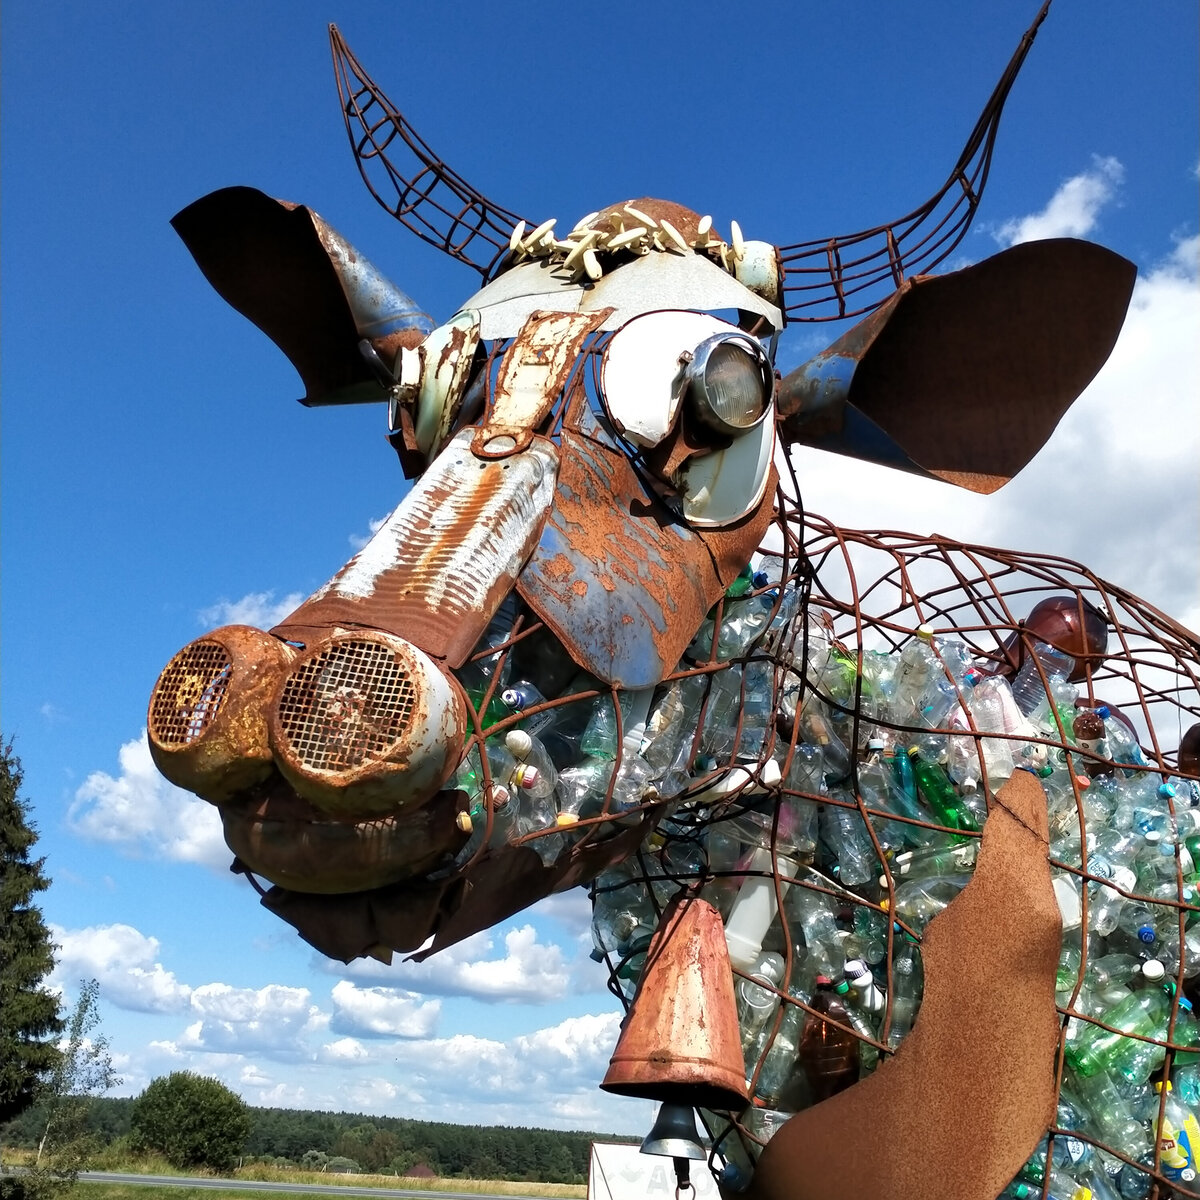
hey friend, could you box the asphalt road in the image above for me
[72,1172,559,1200]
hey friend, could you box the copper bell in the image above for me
[601,894,750,1112]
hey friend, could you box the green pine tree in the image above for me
[0,743,64,1127]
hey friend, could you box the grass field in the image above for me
[74,1186,585,1200]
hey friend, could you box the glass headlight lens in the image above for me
[685,333,773,436]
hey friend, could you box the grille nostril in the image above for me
[146,625,293,804]
[150,641,233,746]
[269,630,466,817]
[275,639,418,773]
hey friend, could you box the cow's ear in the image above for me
[172,186,432,408]
[775,239,1136,493]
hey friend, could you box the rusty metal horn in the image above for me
[601,894,750,1112]
[776,238,1136,494]
[172,186,433,407]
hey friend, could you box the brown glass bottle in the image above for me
[998,595,1109,682]
[798,976,860,1102]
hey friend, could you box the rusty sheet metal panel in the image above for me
[172,186,432,407]
[776,238,1137,493]
[488,309,612,433]
[273,429,558,665]
[516,415,776,688]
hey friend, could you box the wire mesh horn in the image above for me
[330,25,531,281]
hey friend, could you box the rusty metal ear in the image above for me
[776,238,1136,494]
[172,186,433,407]
[330,26,532,281]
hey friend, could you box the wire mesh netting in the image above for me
[447,455,1200,1199]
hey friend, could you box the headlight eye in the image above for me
[684,333,773,436]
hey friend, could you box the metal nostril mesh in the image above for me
[150,641,233,746]
[275,639,418,773]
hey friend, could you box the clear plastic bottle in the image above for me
[885,872,974,934]
[1065,984,1171,1078]
[1011,639,1076,718]
[886,936,924,1049]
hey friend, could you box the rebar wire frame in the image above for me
[777,1,1052,322]
[562,463,1198,1197]
[330,26,529,280]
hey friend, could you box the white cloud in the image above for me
[993,155,1124,246]
[349,515,389,551]
[329,981,441,1039]
[182,983,324,1058]
[50,923,192,1013]
[318,1037,370,1064]
[68,732,228,869]
[332,924,573,1004]
[198,590,307,630]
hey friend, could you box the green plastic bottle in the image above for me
[907,746,980,834]
[1065,984,1170,1078]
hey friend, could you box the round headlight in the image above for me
[684,333,774,436]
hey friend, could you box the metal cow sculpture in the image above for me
[149,7,1200,1198]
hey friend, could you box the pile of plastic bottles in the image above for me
[451,557,1200,1200]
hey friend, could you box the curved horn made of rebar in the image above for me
[330,25,531,280]
[776,0,1053,322]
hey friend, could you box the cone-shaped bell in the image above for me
[776,238,1136,494]
[601,895,749,1111]
[172,186,433,407]
[640,1103,706,1160]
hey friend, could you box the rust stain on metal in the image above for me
[488,308,613,432]
[220,775,466,894]
[273,431,558,667]
[601,894,749,1112]
[518,419,775,688]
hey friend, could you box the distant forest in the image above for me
[1,1097,624,1183]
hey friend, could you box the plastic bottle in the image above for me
[1011,639,1076,717]
[819,797,879,888]
[1062,1069,1153,1164]
[884,872,974,935]
[907,746,981,834]
[889,625,939,725]
[737,952,786,1056]
[886,936,924,1049]
[1065,984,1171,1078]
[1151,1080,1200,1185]
[724,842,800,974]
[797,976,860,1102]
[750,990,809,1110]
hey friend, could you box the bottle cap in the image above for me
[513,764,540,789]
[1137,925,1157,944]
[1160,783,1178,799]
[907,745,920,760]
[455,811,473,834]
[1155,1080,1173,1093]
[492,785,512,809]
[868,738,885,751]
[1145,830,1163,845]
[1095,705,1110,719]
[555,812,579,828]
[505,728,533,758]
[917,624,935,642]
[964,668,981,687]
[815,974,832,988]
[501,687,523,710]
[834,980,851,995]
[1141,960,1166,981]
[844,958,869,981]
[1037,764,1054,778]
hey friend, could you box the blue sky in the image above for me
[2,1,1196,1136]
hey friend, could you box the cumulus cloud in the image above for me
[181,983,324,1059]
[993,155,1124,246]
[51,924,192,1013]
[68,732,228,869]
[332,924,573,1004]
[318,1037,370,1064]
[349,515,389,551]
[329,981,441,1039]
[198,590,306,629]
